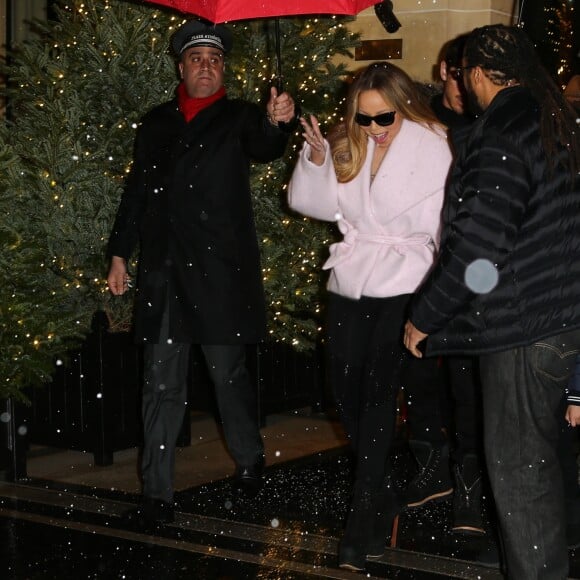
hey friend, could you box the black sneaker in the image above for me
[452,453,485,535]
[405,440,453,508]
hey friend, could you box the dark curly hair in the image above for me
[441,33,470,69]
[464,24,579,177]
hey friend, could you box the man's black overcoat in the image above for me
[108,96,289,344]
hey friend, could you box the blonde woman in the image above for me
[288,62,453,571]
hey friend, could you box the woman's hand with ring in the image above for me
[300,115,325,165]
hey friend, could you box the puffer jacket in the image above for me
[411,86,580,356]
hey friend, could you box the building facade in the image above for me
[0,1,515,83]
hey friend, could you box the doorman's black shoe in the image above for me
[123,497,175,526]
[234,457,265,498]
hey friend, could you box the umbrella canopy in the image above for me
[140,0,380,23]
[141,0,382,91]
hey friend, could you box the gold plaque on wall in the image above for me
[355,39,402,61]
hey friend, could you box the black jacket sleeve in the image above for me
[410,131,531,334]
[107,125,149,260]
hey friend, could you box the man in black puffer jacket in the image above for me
[404,25,580,579]
[404,34,487,538]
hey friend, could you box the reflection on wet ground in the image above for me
[1,427,579,578]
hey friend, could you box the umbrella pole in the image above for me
[517,0,525,25]
[275,17,284,93]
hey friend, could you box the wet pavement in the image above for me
[1,438,579,578]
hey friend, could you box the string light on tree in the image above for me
[0,0,358,402]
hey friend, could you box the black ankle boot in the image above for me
[338,488,376,571]
[405,440,453,508]
[452,453,485,535]
[366,481,402,558]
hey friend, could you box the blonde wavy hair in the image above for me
[329,62,443,183]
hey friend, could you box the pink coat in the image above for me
[288,119,453,300]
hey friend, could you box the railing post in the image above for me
[0,397,28,481]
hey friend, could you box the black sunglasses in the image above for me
[449,65,476,81]
[355,111,396,127]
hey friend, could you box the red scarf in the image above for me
[177,82,226,123]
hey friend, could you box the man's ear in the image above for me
[440,61,448,82]
[178,62,184,80]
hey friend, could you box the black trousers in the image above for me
[141,335,263,503]
[325,292,446,492]
[445,356,483,461]
[404,348,483,463]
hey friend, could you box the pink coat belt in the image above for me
[323,224,433,271]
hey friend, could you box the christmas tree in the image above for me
[0,0,359,401]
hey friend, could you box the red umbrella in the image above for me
[140,0,382,89]
[140,1,380,22]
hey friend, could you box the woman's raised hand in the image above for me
[300,114,326,166]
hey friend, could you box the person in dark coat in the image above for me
[403,33,487,538]
[404,25,580,579]
[429,34,473,144]
[107,20,299,525]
